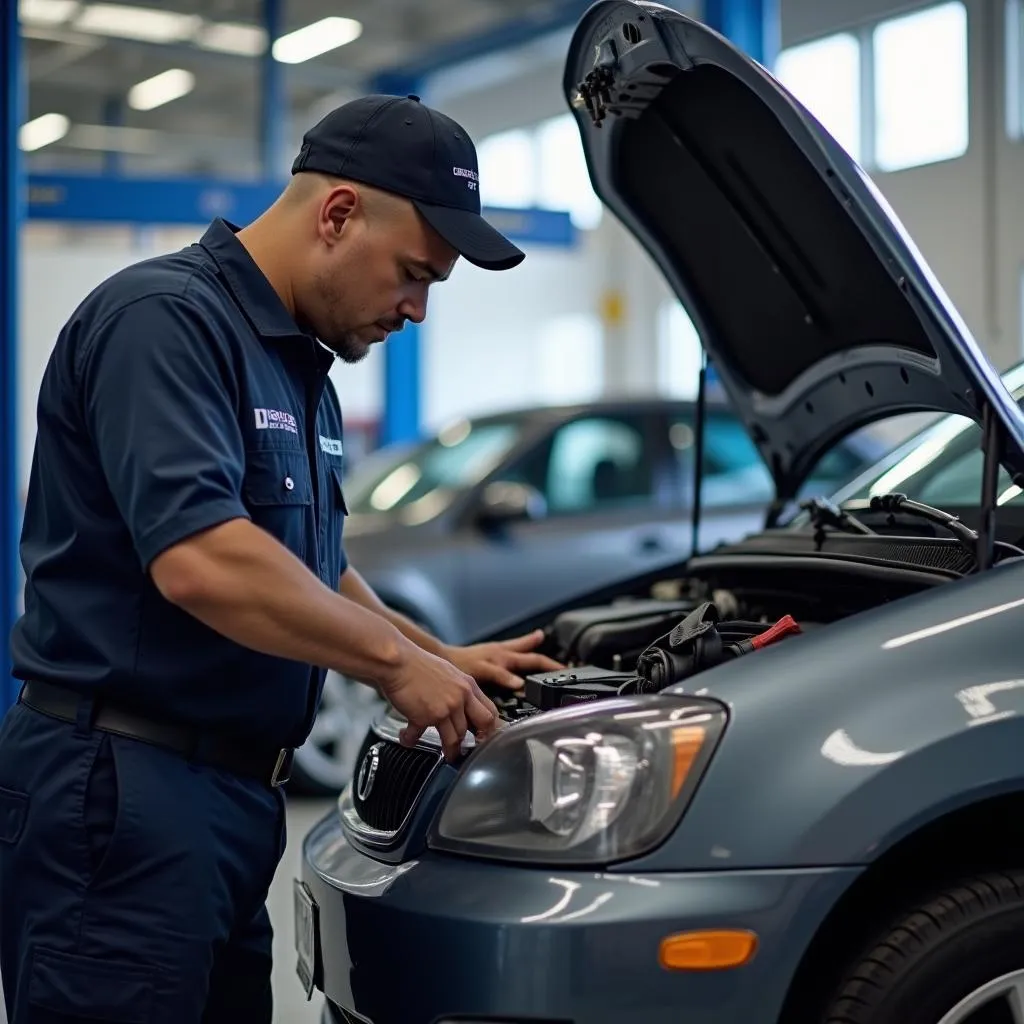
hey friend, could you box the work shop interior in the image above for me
[6,1,1024,1023]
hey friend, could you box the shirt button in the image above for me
[284,477,295,491]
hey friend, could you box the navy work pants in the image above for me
[0,700,287,1023]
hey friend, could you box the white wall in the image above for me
[422,231,603,426]
[18,224,198,500]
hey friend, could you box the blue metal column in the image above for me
[372,72,422,447]
[2,0,22,706]
[261,0,285,177]
[703,0,780,66]
[102,96,124,175]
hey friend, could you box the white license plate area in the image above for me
[293,878,319,1000]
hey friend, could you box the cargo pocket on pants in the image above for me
[0,786,28,845]
[27,946,154,1022]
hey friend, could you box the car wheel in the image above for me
[823,871,1024,1024]
[289,669,387,795]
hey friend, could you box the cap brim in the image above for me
[413,201,525,271]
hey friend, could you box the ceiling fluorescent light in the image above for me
[20,112,70,151]
[197,21,267,56]
[272,16,362,64]
[19,0,80,26]
[73,4,201,43]
[128,68,195,111]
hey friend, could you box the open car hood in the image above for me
[564,1,1024,502]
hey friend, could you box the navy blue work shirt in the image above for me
[11,219,350,749]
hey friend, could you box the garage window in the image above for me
[872,2,969,171]
[476,115,602,230]
[476,128,536,210]
[535,115,603,230]
[774,1,969,172]
[775,32,862,163]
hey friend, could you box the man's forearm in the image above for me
[338,566,449,658]
[150,518,417,686]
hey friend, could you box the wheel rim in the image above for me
[293,671,386,791]
[937,967,1024,1024]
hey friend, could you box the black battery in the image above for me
[523,665,637,711]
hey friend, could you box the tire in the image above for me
[288,670,387,796]
[822,870,1024,1024]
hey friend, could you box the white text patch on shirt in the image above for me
[254,408,298,434]
[319,435,343,456]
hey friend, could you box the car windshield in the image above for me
[345,418,524,515]
[824,361,1024,512]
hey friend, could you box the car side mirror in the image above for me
[476,481,547,527]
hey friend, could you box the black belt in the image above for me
[19,680,294,788]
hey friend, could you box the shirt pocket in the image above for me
[243,448,313,562]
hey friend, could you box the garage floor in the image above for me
[272,795,336,1024]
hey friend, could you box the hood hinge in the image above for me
[578,39,619,127]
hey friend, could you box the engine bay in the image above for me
[491,511,1024,724]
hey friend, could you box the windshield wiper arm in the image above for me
[800,496,876,545]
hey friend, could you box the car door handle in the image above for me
[637,534,665,553]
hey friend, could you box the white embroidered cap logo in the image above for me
[452,166,478,191]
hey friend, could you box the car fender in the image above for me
[620,558,1024,872]
[355,564,461,643]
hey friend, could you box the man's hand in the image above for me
[379,643,501,762]
[444,629,563,691]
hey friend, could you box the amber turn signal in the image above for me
[669,725,707,799]
[659,929,758,971]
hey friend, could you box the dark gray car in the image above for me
[294,396,888,792]
[297,5,1024,1022]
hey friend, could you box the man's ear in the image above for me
[320,184,360,246]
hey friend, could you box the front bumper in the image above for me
[299,810,862,1024]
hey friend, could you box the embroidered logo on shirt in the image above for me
[254,408,298,434]
[319,435,343,456]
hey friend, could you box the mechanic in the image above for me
[0,94,561,1023]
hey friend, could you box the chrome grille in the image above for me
[350,730,440,833]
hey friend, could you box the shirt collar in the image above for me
[199,218,310,341]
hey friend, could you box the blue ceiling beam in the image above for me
[702,0,780,67]
[2,0,22,708]
[371,0,596,94]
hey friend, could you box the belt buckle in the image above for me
[270,748,294,788]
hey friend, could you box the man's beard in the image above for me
[331,333,371,364]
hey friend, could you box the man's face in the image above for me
[306,187,458,363]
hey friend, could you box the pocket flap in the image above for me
[30,947,153,1022]
[0,786,27,845]
[244,449,312,506]
[330,465,349,516]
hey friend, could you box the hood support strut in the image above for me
[978,401,1002,572]
[690,352,709,557]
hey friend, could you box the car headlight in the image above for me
[429,695,726,865]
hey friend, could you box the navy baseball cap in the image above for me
[292,94,525,271]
